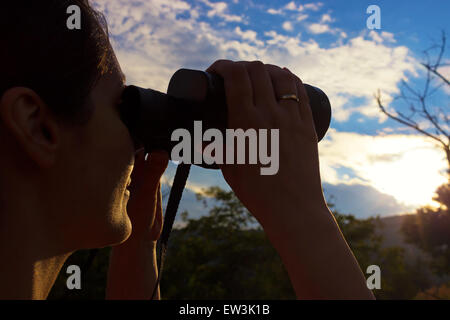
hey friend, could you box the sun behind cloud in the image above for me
[319,129,448,208]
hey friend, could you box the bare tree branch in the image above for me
[420,31,449,86]
[375,90,447,147]
[419,95,449,137]
[421,63,450,86]
[375,30,450,172]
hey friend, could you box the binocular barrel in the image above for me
[119,68,331,169]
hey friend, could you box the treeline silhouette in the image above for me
[48,184,450,299]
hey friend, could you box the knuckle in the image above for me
[227,64,253,102]
[228,64,249,88]
[230,62,247,77]
[206,59,233,73]
[247,60,265,74]
[249,60,265,68]
[265,63,283,74]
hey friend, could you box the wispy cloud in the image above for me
[320,13,333,23]
[297,14,308,21]
[267,1,323,14]
[199,0,244,22]
[282,21,293,31]
[308,23,330,34]
[304,2,323,11]
[284,1,300,11]
[267,8,283,15]
[234,26,263,45]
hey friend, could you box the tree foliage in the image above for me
[402,182,450,276]
[48,186,439,300]
[161,187,429,299]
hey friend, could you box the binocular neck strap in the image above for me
[152,162,191,299]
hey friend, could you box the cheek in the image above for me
[78,104,135,208]
[96,105,134,166]
[81,112,134,242]
[102,121,135,193]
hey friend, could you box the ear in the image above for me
[0,87,60,168]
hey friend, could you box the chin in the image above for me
[107,208,133,246]
[86,208,132,249]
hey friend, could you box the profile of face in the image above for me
[58,60,135,249]
[0,55,135,251]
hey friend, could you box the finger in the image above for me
[206,59,254,118]
[265,64,301,120]
[236,60,276,109]
[150,183,163,241]
[284,68,317,138]
[129,151,168,194]
[148,150,169,173]
[156,183,163,224]
[140,151,169,189]
[130,149,147,184]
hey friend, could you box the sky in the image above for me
[93,0,450,219]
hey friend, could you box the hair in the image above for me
[0,0,115,124]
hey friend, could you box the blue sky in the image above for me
[94,0,450,219]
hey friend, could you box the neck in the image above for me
[0,188,71,299]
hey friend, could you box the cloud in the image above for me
[96,0,418,125]
[161,182,210,221]
[323,182,415,218]
[305,13,343,36]
[304,3,323,11]
[369,30,397,44]
[308,23,330,34]
[267,8,283,15]
[200,0,243,22]
[284,1,300,11]
[260,31,416,122]
[320,13,333,23]
[297,14,308,22]
[267,1,323,15]
[91,0,444,215]
[381,31,396,43]
[234,26,263,46]
[282,21,293,31]
[319,129,448,207]
[437,62,450,94]
[162,168,414,220]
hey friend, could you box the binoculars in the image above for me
[119,68,331,169]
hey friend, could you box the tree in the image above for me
[161,187,295,299]
[375,31,450,172]
[160,187,428,299]
[414,283,450,300]
[402,182,450,276]
[48,186,433,299]
[330,204,429,299]
[373,30,449,288]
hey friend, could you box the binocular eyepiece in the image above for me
[119,68,331,169]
